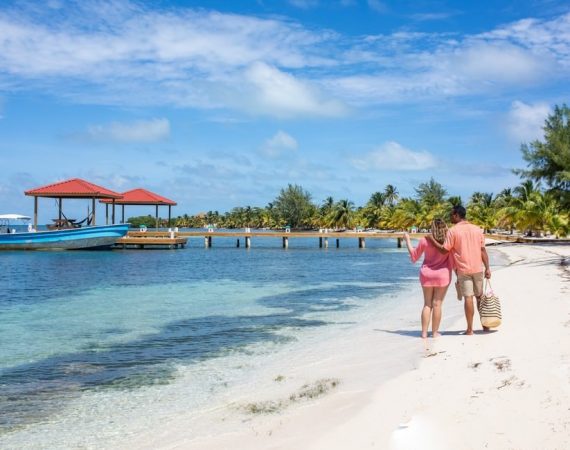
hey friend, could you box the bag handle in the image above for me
[484,278,493,295]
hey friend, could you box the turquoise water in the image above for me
[0,235,422,441]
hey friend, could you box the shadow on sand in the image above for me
[374,328,499,338]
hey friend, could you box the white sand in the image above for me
[130,245,570,450]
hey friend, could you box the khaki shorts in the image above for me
[457,272,484,298]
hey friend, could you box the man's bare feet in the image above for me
[432,332,442,338]
[465,329,474,335]
[421,332,428,339]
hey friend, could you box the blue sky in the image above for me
[0,0,569,222]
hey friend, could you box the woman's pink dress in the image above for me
[409,237,453,287]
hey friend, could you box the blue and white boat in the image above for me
[0,215,129,250]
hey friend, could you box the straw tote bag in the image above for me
[478,280,502,328]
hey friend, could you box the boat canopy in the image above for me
[0,214,32,221]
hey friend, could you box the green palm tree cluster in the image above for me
[160,177,568,237]
[129,177,568,237]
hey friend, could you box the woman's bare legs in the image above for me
[431,286,449,337]
[421,287,434,339]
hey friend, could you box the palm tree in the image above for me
[468,192,496,232]
[390,198,421,230]
[384,184,399,207]
[328,199,355,229]
[415,178,447,208]
[447,196,463,207]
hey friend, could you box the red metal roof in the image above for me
[25,178,123,199]
[101,188,177,205]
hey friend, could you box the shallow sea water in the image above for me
[0,234,507,448]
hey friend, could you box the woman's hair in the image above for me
[431,218,448,244]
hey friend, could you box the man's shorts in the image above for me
[457,272,484,298]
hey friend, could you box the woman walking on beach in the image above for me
[403,220,453,339]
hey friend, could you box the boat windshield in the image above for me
[0,214,32,233]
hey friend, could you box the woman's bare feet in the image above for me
[432,332,442,338]
[465,329,474,335]
[421,332,428,339]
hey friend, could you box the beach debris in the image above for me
[243,400,284,415]
[490,357,511,372]
[289,378,340,401]
[239,378,340,416]
[424,351,446,358]
[274,375,286,382]
[469,362,482,369]
[497,376,525,390]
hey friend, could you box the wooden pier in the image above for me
[116,230,565,250]
[124,230,427,249]
[114,235,187,249]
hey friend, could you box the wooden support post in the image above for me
[112,201,116,224]
[106,204,109,225]
[245,236,251,248]
[122,205,125,224]
[319,237,323,248]
[283,236,288,249]
[92,197,96,226]
[397,237,402,248]
[58,198,62,221]
[236,239,240,248]
[168,205,172,228]
[336,238,340,248]
[155,205,159,230]
[359,237,366,248]
[324,237,329,248]
[33,196,38,229]
[205,236,212,248]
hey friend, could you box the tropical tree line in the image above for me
[129,104,570,237]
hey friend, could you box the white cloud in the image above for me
[453,43,551,85]
[0,3,567,111]
[84,118,170,143]
[506,100,550,143]
[242,62,346,117]
[367,0,388,13]
[351,141,438,171]
[411,12,456,21]
[261,130,298,158]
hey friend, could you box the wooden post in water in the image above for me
[319,237,323,248]
[336,238,340,248]
[324,237,329,248]
[359,237,366,248]
[205,236,212,248]
[283,236,289,249]
[33,196,38,229]
[245,236,251,248]
[236,239,240,248]
[397,237,402,248]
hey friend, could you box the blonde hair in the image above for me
[431,218,448,244]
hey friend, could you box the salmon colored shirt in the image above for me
[443,221,485,275]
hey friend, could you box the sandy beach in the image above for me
[128,243,570,450]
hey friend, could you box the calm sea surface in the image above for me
[1,233,500,447]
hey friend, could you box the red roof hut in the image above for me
[25,178,122,228]
[101,188,177,229]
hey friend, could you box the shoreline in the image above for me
[133,244,569,450]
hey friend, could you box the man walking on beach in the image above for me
[428,205,491,335]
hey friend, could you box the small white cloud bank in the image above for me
[351,141,437,171]
[261,130,298,158]
[85,118,170,143]
[243,62,346,118]
[506,101,550,143]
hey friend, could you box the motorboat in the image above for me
[0,214,129,250]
